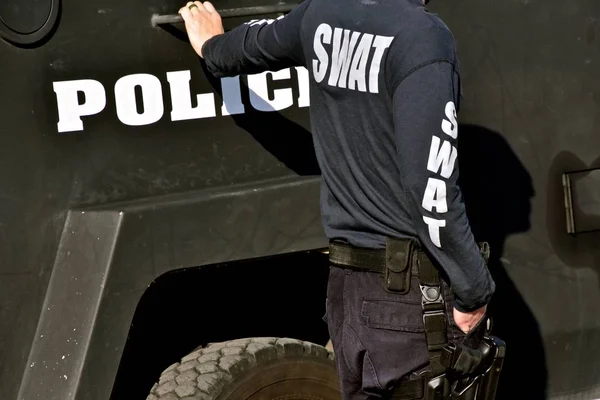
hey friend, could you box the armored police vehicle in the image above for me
[0,0,599,399]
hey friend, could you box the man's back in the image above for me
[298,0,459,249]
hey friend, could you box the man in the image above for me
[178,0,496,398]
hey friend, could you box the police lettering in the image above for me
[421,101,458,248]
[52,67,310,133]
[312,23,394,94]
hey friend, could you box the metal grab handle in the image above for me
[151,3,300,27]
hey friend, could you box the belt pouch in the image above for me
[384,237,414,294]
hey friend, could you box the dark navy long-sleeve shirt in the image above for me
[201,0,495,312]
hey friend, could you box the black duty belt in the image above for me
[329,240,420,275]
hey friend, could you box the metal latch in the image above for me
[563,168,600,235]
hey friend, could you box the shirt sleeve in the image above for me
[201,0,312,77]
[392,61,496,312]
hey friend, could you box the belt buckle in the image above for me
[420,284,443,307]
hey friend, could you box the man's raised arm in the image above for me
[178,1,311,77]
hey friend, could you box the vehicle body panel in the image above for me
[0,0,599,399]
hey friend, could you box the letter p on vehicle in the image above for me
[53,79,107,133]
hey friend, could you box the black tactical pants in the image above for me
[324,265,465,400]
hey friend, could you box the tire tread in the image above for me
[148,338,334,399]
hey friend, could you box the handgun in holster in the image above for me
[386,238,506,400]
[421,328,506,400]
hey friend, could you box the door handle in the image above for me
[151,3,300,27]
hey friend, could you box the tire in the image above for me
[147,337,341,400]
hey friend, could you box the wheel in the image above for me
[147,337,341,400]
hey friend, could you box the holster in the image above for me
[391,241,506,400]
[438,336,507,400]
[422,241,505,400]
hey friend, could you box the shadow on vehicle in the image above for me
[457,123,547,400]
[201,60,321,176]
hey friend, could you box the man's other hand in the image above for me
[453,305,487,334]
[179,1,224,58]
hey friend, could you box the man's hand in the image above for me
[178,1,224,58]
[453,305,487,334]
